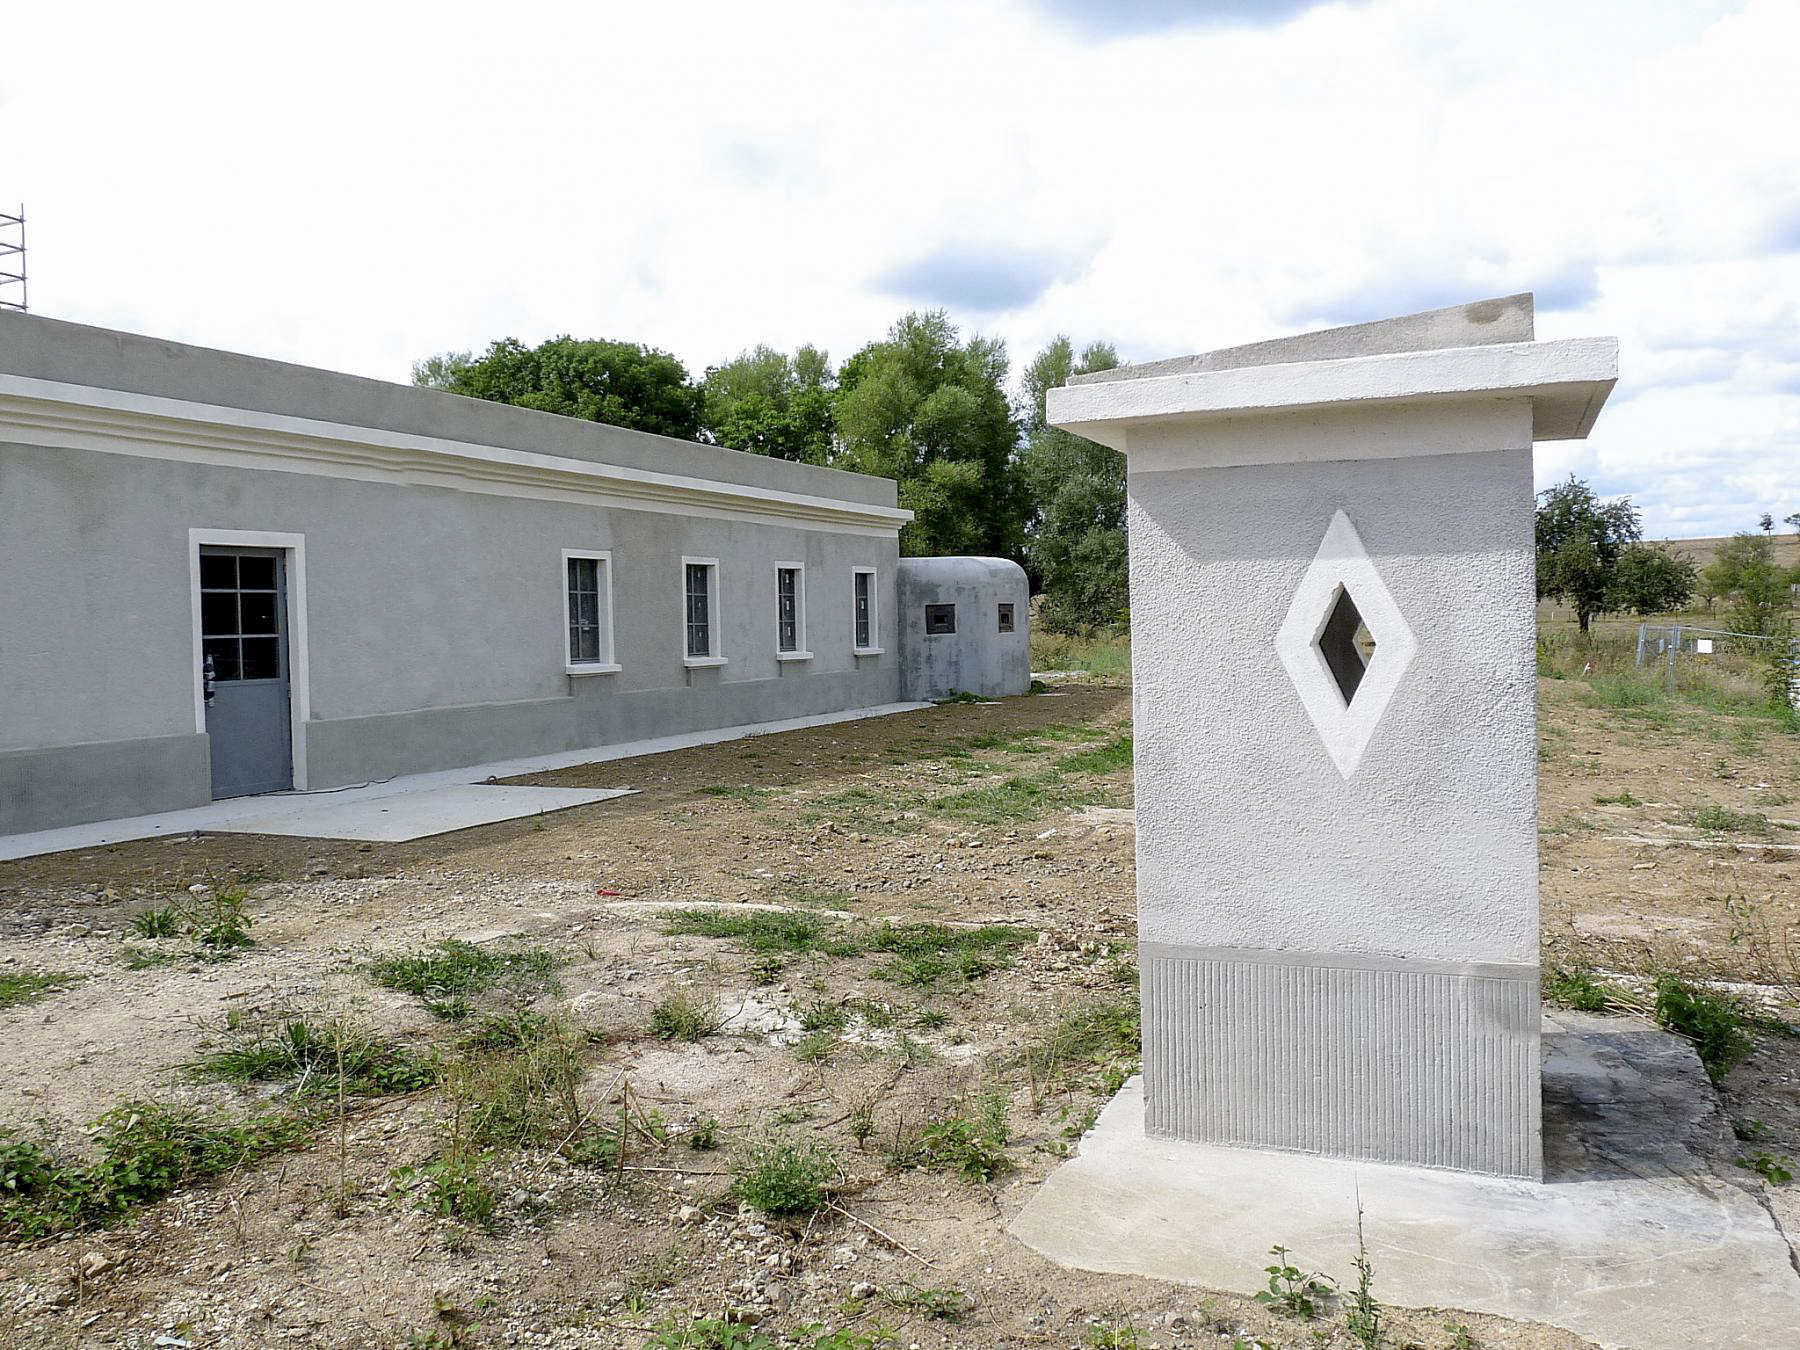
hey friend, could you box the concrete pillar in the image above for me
[1047,295,1617,1178]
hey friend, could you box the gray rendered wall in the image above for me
[895,557,1031,702]
[1127,432,1542,1177]
[0,315,903,834]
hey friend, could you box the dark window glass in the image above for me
[241,637,281,680]
[200,591,238,637]
[204,637,241,682]
[777,568,799,652]
[925,603,956,635]
[237,556,277,590]
[567,556,602,663]
[199,554,237,589]
[685,563,712,658]
[854,572,872,648]
[998,602,1015,634]
[240,590,279,635]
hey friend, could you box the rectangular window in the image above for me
[852,567,879,654]
[682,557,725,665]
[562,550,617,674]
[200,549,285,682]
[997,602,1015,634]
[775,563,809,658]
[925,603,957,635]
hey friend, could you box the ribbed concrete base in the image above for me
[1141,942,1541,1178]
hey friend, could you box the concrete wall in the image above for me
[1125,421,1543,1177]
[0,314,905,834]
[895,557,1030,702]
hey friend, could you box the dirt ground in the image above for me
[0,678,1795,1350]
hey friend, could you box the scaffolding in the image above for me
[0,206,25,313]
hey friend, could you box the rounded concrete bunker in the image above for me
[895,556,1030,703]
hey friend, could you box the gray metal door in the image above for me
[200,547,293,798]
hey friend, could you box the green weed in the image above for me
[881,1285,969,1321]
[1542,966,1627,1013]
[1024,997,1141,1102]
[130,906,182,938]
[369,939,562,1019]
[394,1151,498,1227]
[1254,1245,1332,1320]
[1694,804,1771,834]
[0,969,80,1011]
[650,987,725,1042]
[865,922,1030,989]
[731,1137,836,1216]
[662,908,845,955]
[892,1092,1010,1182]
[191,1017,439,1096]
[1737,1151,1794,1185]
[1654,974,1754,1082]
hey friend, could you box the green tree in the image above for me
[1704,531,1791,640]
[1607,544,1698,615]
[1535,476,1643,632]
[423,335,703,440]
[699,344,835,463]
[1018,335,1125,631]
[410,350,473,390]
[1784,511,1800,542]
[833,311,1021,558]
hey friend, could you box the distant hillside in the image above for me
[1648,533,1800,573]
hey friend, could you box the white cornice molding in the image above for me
[1047,336,1619,454]
[0,374,912,537]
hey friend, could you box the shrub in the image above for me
[732,1137,836,1216]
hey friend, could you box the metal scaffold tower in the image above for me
[0,206,25,313]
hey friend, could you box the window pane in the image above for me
[569,556,597,597]
[201,591,239,637]
[855,573,871,647]
[199,553,237,589]
[998,603,1015,633]
[926,603,956,635]
[204,637,241,682]
[240,590,279,634]
[687,616,709,658]
[238,556,277,590]
[241,637,281,679]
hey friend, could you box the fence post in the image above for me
[1636,623,1647,667]
[1667,624,1681,692]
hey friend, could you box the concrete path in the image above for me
[1011,1012,1800,1350]
[0,701,930,860]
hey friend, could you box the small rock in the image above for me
[850,1281,878,1300]
[676,1205,702,1226]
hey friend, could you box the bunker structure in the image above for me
[0,311,1025,838]
[896,556,1031,703]
[1049,295,1618,1178]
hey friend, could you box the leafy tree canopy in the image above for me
[1019,335,1125,632]
[421,335,704,441]
[834,311,1021,558]
[699,344,834,464]
[1535,476,1642,631]
[1607,543,1697,615]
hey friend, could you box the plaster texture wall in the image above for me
[0,314,907,835]
[895,557,1030,702]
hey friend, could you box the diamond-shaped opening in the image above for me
[1317,584,1376,705]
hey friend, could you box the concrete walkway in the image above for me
[1010,1012,1800,1350]
[0,701,930,861]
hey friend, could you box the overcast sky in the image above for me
[7,0,1796,538]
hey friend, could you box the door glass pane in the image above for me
[201,592,239,637]
[240,590,278,634]
[199,553,237,589]
[204,637,241,682]
[237,556,277,590]
[241,637,280,679]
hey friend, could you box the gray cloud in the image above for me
[871,244,1086,314]
[1026,0,1354,39]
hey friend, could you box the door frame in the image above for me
[188,528,310,791]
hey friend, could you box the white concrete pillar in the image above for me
[1048,296,1617,1178]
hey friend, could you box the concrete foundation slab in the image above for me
[1010,1013,1800,1350]
[205,784,634,842]
[0,700,928,860]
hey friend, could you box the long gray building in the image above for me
[0,314,1010,836]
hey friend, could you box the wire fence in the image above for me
[1636,622,1800,707]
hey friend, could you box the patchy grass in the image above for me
[0,968,81,1011]
[369,939,562,1019]
[662,908,848,955]
[1543,966,1633,1013]
[449,1019,589,1152]
[0,1102,311,1241]
[1053,732,1134,775]
[698,785,774,802]
[732,1136,837,1216]
[1023,997,1141,1100]
[1694,804,1773,834]
[891,1092,1011,1182]
[1030,629,1132,679]
[864,922,1032,989]
[1654,975,1754,1083]
[191,1016,440,1096]
[649,987,725,1042]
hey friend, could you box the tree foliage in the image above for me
[699,344,835,464]
[1535,476,1642,631]
[424,335,704,441]
[1019,336,1124,632]
[1608,544,1698,615]
[834,311,1021,558]
[1704,530,1794,639]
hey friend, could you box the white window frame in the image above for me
[561,548,619,675]
[774,562,811,661]
[188,528,311,791]
[851,565,882,655]
[681,556,727,667]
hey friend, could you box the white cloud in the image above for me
[5,0,1796,535]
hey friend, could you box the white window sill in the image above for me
[852,646,884,657]
[683,655,729,669]
[776,650,814,663]
[566,662,621,676]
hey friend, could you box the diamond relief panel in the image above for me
[1274,511,1417,778]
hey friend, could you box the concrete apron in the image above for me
[1009,1012,1800,1350]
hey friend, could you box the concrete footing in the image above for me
[1010,1012,1800,1350]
